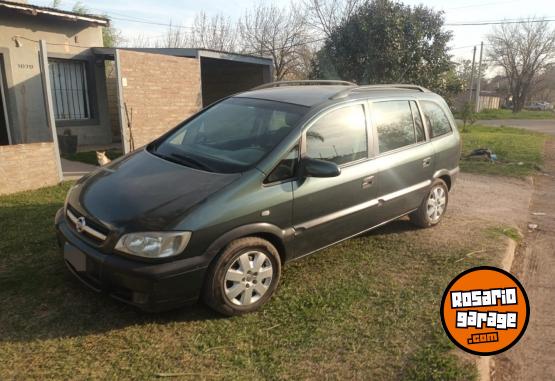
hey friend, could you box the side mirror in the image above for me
[300,157,341,178]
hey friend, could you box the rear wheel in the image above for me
[410,179,449,228]
[202,237,281,316]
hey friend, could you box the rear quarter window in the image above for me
[373,100,416,153]
[421,101,452,138]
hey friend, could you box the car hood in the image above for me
[68,149,241,231]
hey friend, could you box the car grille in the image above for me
[66,205,109,243]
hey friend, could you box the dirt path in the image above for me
[494,139,555,381]
[479,119,555,136]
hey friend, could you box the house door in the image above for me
[0,55,10,145]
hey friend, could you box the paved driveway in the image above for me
[61,158,97,180]
[479,119,555,136]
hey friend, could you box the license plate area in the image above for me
[64,243,87,272]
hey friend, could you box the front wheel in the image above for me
[410,179,449,228]
[202,237,281,316]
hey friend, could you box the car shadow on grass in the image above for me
[360,217,420,237]
[0,268,225,343]
[0,203,225,343]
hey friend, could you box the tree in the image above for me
[455,58,488,93]
[487,19,555,112]
[156,12,237,51]
[71,2,123,47]
[239,2,310,80]
[311,0,463,101]
[188,12,238,51]
[156,21,188,48]
[71,1,88,15]
[304,0,362,37]
[529,66,555,103]
[102,25,124,47]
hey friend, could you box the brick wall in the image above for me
[0,142,60,195]
[118,50,202,149]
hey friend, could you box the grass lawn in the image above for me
[0,183,512,380]
[471,108,555,120]
[460,125,548,177]
[62,149,123,166]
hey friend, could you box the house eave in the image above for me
[0,0,109,26]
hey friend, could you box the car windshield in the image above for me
[149,97,308,173]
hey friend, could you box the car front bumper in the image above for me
[55,208,208,312]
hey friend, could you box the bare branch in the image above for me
[239,2,311,80]
[487,18,555,112]
[303,0,362,37]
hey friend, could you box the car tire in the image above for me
[202,237,281,316]
[410,178,449,228]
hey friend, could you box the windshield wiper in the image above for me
[168,152,213,171]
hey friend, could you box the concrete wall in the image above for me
[0,142,60,195]
[118,50,202,149]
[0,9,111,146]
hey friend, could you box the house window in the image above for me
[49,59,91,121]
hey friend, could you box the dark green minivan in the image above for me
[55,81,460,316]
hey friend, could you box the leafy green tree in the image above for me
[71,1,88,14]
[71,2,122,47]
[102,24,123,47]
[459,101,476,132]
[312,0,463,102]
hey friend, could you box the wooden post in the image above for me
[38,40,63,182]
[468,46,476,103]
[475,42,484,113]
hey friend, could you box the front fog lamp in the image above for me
[115,231,191,258]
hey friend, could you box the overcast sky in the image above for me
[33,0,555,61]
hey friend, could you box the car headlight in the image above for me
[115,231,192,258]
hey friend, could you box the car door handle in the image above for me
[362,175,375,189]
[422,157,432,167]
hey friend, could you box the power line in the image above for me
[450,45,476,50]
[446,18,555,26]
[108,15,195,29]
[446,0,519,10]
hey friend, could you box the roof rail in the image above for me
[252,80,356,90]
[330,84,430,99]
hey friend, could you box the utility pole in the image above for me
[475,41,484,113]
[468,46,476,103]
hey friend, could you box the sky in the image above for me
[31,0,555,61]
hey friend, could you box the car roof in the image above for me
[235,84,442,108]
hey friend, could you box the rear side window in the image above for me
[421,101,452,138]
[306,104,367,165]
[373,101,416,153]
[410,101,426,142]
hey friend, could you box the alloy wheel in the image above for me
[223,250,274,306]
[427,185,446,222]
